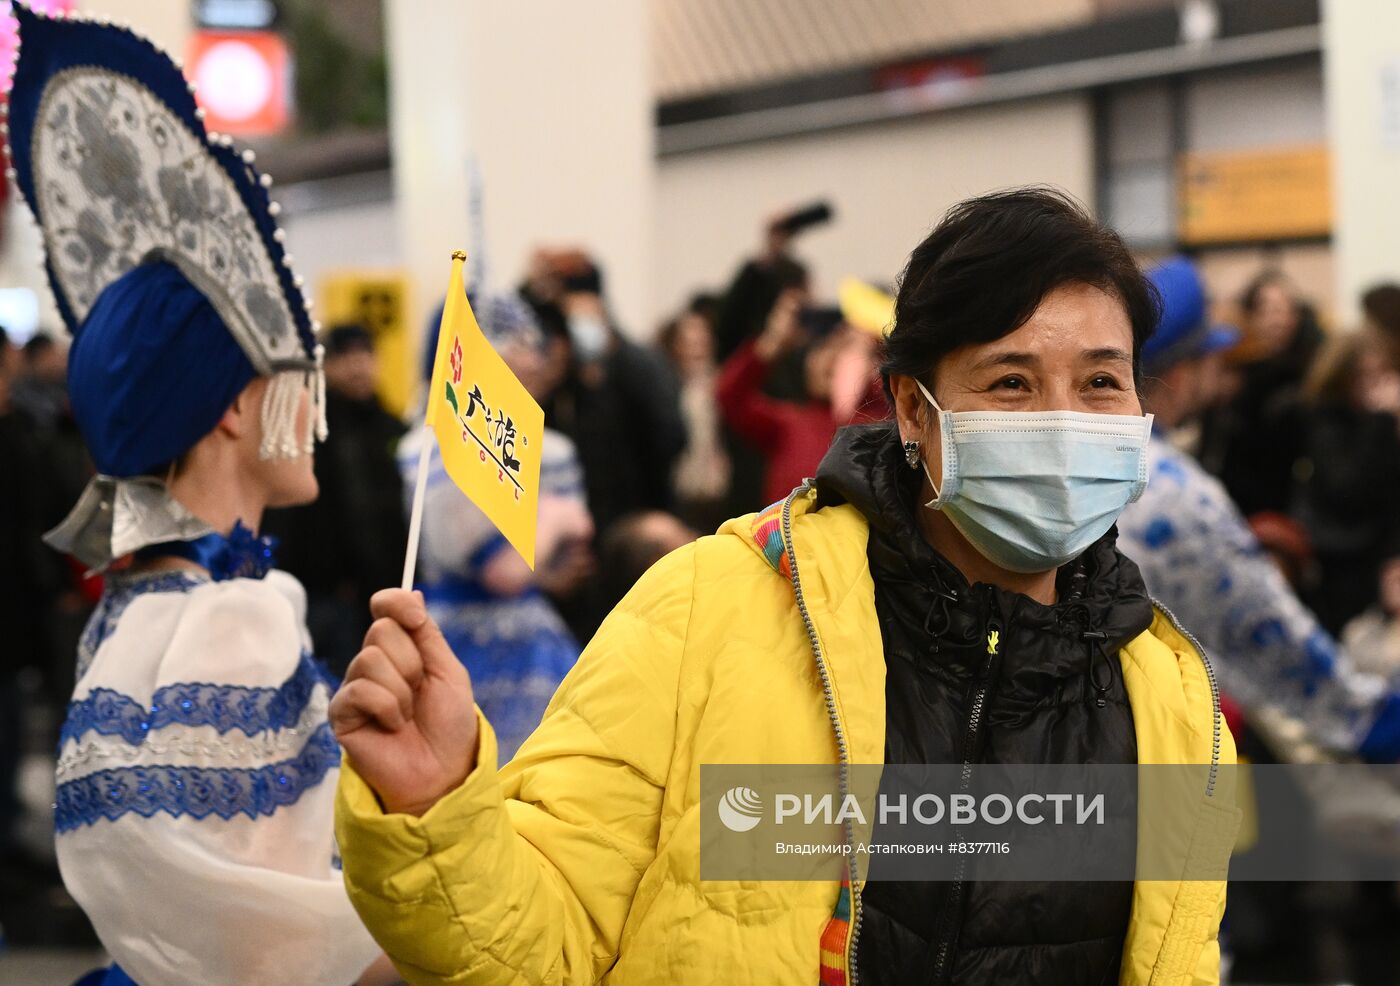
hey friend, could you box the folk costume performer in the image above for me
[5,6,387,984]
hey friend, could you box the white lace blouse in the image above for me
[54,567,379,986]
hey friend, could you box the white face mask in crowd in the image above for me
[567,313,611,363]
[914,379,1153,574]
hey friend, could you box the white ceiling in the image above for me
[652,0,1098,101]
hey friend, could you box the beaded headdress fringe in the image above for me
[259,346,330,460]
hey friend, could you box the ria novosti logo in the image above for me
[717,787,764,832]
[717,787,1107,832]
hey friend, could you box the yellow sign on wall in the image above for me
[318,271,414,417]
[1178,145,1332,245]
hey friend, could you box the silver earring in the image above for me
[903,439,921,469]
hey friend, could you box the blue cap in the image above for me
[69,263,258,477]
[1142,257,1240,373]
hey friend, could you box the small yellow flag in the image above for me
[425,252,544,568]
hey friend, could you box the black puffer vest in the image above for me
[814,425,1154,986]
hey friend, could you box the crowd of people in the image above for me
[1,327,91,944]
[262,222,1400,707]
[9,203,1400,976]
[260,222,895,681]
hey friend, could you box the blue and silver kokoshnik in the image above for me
[4,5,328,569]
[914,380,1153,574]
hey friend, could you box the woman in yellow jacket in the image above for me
[331,189,1240,985]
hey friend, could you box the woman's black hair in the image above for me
[880,187,1159,400]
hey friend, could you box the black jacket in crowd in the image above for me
[545,336,686,534]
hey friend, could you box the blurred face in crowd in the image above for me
[1381,557,1400,617]
[1248,279,1300,358]
[27,337,68,383]
[618,511,698,578]
[324,347,380,403]
[804,328,849,403]
[500,342,551,403]
[1351,332,1400,414]
[1147,353,1210,428]
[669,313,715,380]
[635,510,697,559]
[893,283,1141,492]
[1158,349,1229,422]
[562,291,614,369]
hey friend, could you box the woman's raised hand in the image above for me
[330,589,479,816]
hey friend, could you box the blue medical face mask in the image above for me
[914,380,1153,574]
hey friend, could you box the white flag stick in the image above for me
[402,249,468,591]
[401,425,433,590]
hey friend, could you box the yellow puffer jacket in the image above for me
[336,485,1240,985]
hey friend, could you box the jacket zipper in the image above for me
[780,483,864,986]
[930,605,1002,985]
[1148,597,1224,797]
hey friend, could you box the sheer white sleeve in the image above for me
[55,570,380,986]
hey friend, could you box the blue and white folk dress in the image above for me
[1118,433,1400,759]
[54,567,379,986]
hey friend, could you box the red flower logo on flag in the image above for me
[450,338,463,385]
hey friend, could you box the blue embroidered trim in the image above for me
[60,652,334,748]
[77,571,208,679]
[54,722,340,833]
